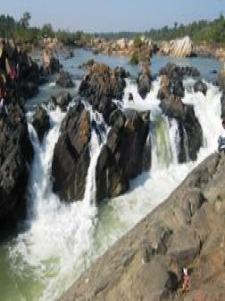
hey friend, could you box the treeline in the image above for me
[0,12,90,45]
[95,15,225,44]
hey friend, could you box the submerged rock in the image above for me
[32,106,50,142]
[52,102,91,201]
[0,103,33,223]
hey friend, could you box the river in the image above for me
[0,49,222,301]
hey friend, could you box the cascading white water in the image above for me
[4,76,223,301]
[7,106,107,301]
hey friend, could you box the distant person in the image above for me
[218,120,225,153]
[182,268,191,294]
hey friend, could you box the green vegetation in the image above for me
[0,12,90,45]
[95,15,225,44]
[129,51,139,65]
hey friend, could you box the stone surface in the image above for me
[160,36,194,58]
[0,103,33,224]
[32,106,50,142]
[60,153,225,301]
[52,102,91,201]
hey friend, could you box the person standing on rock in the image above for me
[218,120,225,153]
[182,268,191,294]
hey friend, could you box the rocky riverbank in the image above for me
[61,151,225,301]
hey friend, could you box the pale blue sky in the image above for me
[1,0,225,32]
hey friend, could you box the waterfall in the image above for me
[8,106,107,301]
[4,76,223,301]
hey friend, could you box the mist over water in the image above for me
[0,52,223,301]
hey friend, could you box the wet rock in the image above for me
[42,48,60,74]
[158,74,203,162]
[159,63,200,79]
[51,92,72,111]
[56,70,75,88]
[193,80,207,95]
[79,63,126,122]
[0,103,33,224]
[32,106,50,142]
[52,102,91,201]
[137,63,152,99]
[96,110,150,201]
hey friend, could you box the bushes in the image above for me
[130,52,139,65]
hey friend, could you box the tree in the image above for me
[20,12,31,29]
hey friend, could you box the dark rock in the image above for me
[52,102,91,201]
[79,63,126,123]
[158,74,203,162]
[194,80,208,95]
[114,66,130,79]
[56,70,75,88]
[137,63,152,99]
[96,110,150,202]
[32,106,50,142]
[51,92,72,111]
[159,63,200,80]
[0,103,33,224]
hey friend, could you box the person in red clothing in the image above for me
[182,268,191,294]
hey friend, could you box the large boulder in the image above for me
[96,109,150,201]
[158,74,203,162]
[32,106,50,142]
[0,103,33,224]
[61,153,225,301]
[79,63,126,122]
[52,102,91,201]
[160,36,194,58]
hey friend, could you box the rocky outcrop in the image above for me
[42,48,60,75]
[51,92,73,111]
[61,152,225,301]
[32,106,50,142]
[0,103,33,224]
[160,36,194,57]
[137,63,152,99]
[52,102,91,201]
[56,70,75,88]
[96,109,150,201]
[193,80,207,95]
[158,67,203,162]
[0,39,40,99]
[79,63,126,122]
[159,63,200,79]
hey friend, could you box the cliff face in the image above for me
[60,152,225,301]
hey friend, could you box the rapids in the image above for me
[0,52,223,301]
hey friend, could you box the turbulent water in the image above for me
[0,52,223,301]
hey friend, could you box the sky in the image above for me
[0,0,225,32]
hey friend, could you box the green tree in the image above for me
[20,12,31,29]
